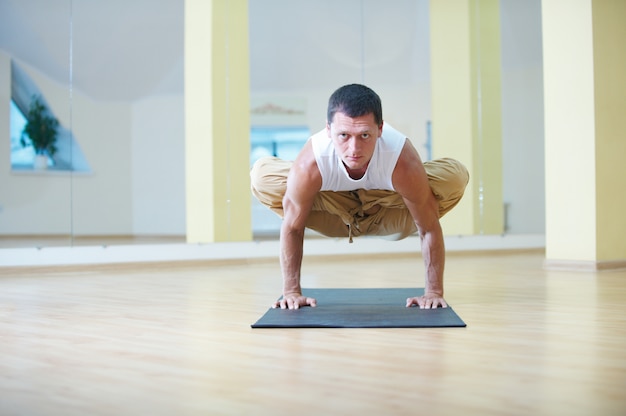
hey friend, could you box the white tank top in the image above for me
[311,124,406,191]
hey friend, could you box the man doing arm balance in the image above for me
[251,84,469,310]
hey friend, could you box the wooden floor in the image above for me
[1,250,625,416]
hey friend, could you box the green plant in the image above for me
[20,95,59,157]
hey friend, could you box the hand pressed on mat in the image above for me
[272,293,317,310]
[406,292,448,309]
[252,288,466,328]
[272,292,447,310]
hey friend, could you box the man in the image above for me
[251,84,469,310]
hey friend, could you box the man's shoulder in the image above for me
[310,128,330,143]
[310,127,334,160]
[288,142,322,194]
[393,140,423,177]
[381,123,407,143]
[294,141,322,177]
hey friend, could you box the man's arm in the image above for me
[273,140,321,310]
[392,140,448,309]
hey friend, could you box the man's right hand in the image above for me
[272,293,317,310]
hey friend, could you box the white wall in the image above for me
[500,0,545,233]
[131,95,186,236]
[70,96,133,236]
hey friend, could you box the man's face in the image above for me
[326,112,383,177]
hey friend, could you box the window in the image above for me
[10,60,90,172]
[9,99,45,168]
[250,126,310,236]
[250,126,310,166]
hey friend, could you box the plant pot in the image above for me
[34,155,48,170]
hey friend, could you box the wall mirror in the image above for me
[0,0,544,252]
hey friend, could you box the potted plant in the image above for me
[20,95,59,170]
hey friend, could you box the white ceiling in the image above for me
[0,1,541,102]
[0,0,430,101]
[0,0,184,101]
[0,0,428,101]
[248,0,428,90]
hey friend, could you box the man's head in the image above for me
[326,84,383,127]
[326,84,384,178]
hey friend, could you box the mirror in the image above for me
[249,0,435,236]
[0,0,544,251]
[70,1,185,246]
[0,1,186,249]
[499,0,545,234]
[1,0,73,248]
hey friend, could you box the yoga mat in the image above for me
[251,288,466,328]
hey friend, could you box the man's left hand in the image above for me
[406,293,448,309]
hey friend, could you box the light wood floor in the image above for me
[1,250,625,416]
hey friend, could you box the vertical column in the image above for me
[592,0,626,265]
[185,0,251,243]
[543,0,626,268]
[0,52,10,175]
[430,0,504,235]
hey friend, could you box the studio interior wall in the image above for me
[131,95,186,236]
[500,0,545,234]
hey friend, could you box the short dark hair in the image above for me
[327,84,383,126]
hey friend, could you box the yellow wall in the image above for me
[430,0,503,235]
[185,0,251,243]
[430,1,474,235]
[543,0,626,265]
[592,0,626,261]
[543,0,597,261]
[469,0,503,235]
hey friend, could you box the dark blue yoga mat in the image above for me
[251,288,466,328]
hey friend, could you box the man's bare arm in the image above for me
[392,140,448,309]
[274,141,321,310]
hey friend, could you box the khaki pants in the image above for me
[250,157,469,241]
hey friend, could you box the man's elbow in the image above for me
[415,220,443,240]
[281,219,306,238]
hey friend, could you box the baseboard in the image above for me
[0,234,546,268]
[544,258,626,272]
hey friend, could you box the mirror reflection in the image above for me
[1,0,74,248]
[70,1,185,246]
[1,0,186,248]
[249,0,433,236]
[0,0,544,251]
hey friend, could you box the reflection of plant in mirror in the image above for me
[20,95,59,157]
